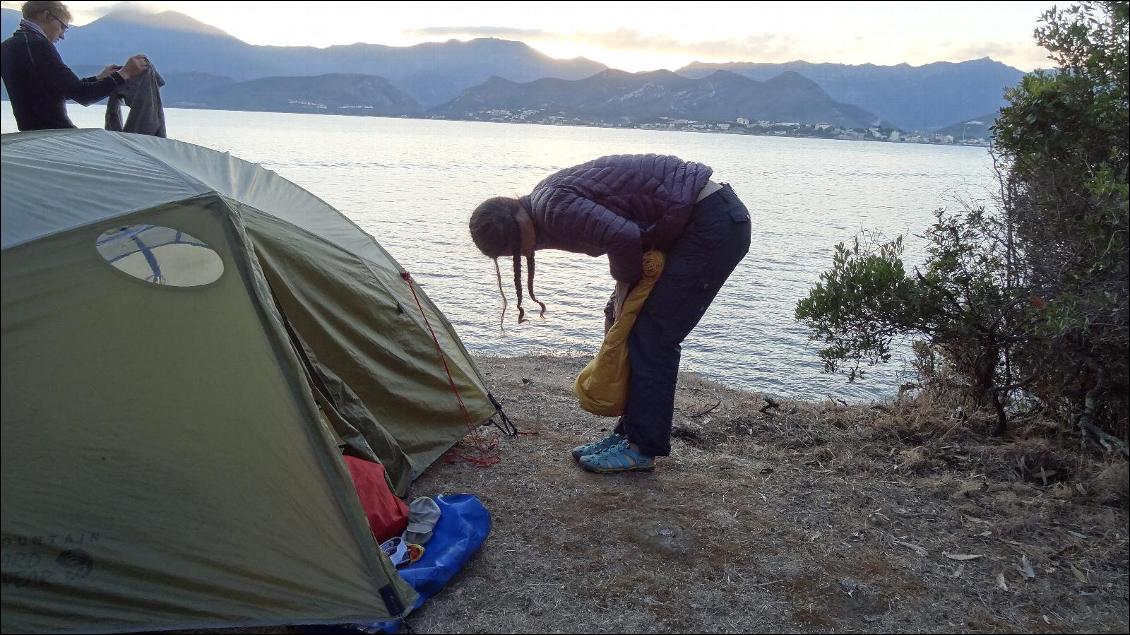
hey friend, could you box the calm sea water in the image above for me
[2,103,998,401]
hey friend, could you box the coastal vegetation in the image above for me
[797,2,1128,451]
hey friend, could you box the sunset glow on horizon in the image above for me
[2,0,1058,72]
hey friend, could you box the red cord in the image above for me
[402,271,499,467]
[402,271,474,428]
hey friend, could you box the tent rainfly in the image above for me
[1,128,502,634]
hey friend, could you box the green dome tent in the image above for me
[0,128,501,633]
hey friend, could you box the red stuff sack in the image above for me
[343,455,409,543]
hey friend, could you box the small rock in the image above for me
[634,522,691,555]
[951,481,987,501]
[1050,483,1076,500]
[956,502,981,517]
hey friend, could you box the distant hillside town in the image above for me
[430,110,992,146]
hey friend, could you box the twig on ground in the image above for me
[751,579,785,587]
[690,400,722,418]
[761,397,781,414]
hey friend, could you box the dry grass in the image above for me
[399,354,1130,634]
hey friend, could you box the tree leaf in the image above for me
[894,540,928,556]
[1071,564,1088,583]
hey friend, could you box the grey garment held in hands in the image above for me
[105,64,166,137]
[404,496,442,545]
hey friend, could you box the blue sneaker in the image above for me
[570,432,624,462]
[579,439,655,474]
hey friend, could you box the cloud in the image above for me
[403,26,801,62]
[943,40,1050,70]
[85,2,168,23]
[948,40,1034,60]
[2,1,165,24]
[405,26,554,39]
[582,28,800,60]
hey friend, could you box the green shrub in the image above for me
[798,1,1128,447]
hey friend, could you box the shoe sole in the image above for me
[580,463,655,474]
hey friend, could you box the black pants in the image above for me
[614,184,751,456]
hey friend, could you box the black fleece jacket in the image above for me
[1,27,125,131]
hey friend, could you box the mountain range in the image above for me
[436,69,882,128]
[0,8,605,108]
[1,7,1028,132]
[678,59,1025,131]
[935,113,999,140]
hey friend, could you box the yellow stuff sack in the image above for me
[574,251,666,416]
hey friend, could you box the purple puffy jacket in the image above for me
[520,154,713,283]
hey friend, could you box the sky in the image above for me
[2,1,1060,72]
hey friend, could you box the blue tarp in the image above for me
[306,493,490,634]
[399,494,489,602]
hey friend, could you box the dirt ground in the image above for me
[400,354,1130,634]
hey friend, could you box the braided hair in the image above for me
[469,197,547,327]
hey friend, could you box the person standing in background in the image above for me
[1,1,149,131]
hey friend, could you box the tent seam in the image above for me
[113,132,217,194]
[1,192,224,251]
[217,198,417,615]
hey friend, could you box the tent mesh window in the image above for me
[95,224,224,287]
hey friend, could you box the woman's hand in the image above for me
[602,281,632,335]
[118,55,149,80]
[97,64,121,80]
[613,280,631,319]
[603,291,617,335]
